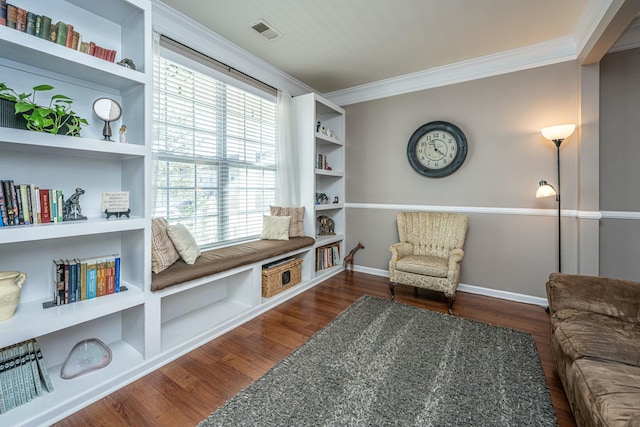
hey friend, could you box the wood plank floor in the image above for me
[54,272,576,426]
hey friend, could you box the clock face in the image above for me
[407,121,467,178]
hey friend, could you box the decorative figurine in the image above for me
[119,125,127,143]
[317,215,335,235]
[116,58,137,70]
[315,192,329,204]
[63,188,87,221]
[343,242,365,274]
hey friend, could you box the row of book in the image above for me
[0,338,54,414]
[0,1,117,63]
[0,180,64,227]
[316,153,330,170]
[316,243,341,271]
[52,255,122,307]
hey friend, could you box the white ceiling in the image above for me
[158,0,629,95]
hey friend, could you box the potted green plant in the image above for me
[0,83,88,136]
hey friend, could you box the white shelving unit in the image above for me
[0,0,152,425]
[292,93,346,278]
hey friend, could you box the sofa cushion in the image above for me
[395,254,448,278]
[552,309,640,367]
[571,358,640,427]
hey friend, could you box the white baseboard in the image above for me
[351,265,549,307]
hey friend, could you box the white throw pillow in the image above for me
[167,223,201,264]
[260,215,290,240]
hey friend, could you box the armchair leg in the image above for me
[389,282,397,300]
[444,292,456,315]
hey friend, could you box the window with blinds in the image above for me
[153,48,277,249]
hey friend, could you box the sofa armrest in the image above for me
[546,272,640,323]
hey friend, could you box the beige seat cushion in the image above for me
[552,309,640,367]
[395,254,448,278]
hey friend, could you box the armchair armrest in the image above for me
[546,272,640,323]
[389,242,413,263]
[447,248,464,271]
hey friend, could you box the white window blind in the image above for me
[153,47,277,248]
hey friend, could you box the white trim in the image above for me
[601,210,640,219]
[324,37,575,106]
[152,1,315,96]
[351,265,549,307]
[345,202,603,219]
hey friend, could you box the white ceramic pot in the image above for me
[0,271,27,321]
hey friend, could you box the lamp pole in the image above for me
[553,139,562,273]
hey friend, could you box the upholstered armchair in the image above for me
[389,211,469,314]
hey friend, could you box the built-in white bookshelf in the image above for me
[292,93,346,279]
[0,0,152,424]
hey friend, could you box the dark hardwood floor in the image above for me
[54,272,576,426]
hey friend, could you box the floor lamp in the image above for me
[536,124,575,273]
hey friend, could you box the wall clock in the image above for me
[407,120,468,178]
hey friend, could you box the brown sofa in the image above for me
[546,273,640,427]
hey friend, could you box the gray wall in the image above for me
[343,61,583,298]
[599,47,640,281]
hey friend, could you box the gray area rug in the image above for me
[199,295,557,426]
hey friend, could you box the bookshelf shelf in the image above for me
[0,287,145,349]
[0,217,146,244]
[0,27,146,91]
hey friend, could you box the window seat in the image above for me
[151,236,315,291]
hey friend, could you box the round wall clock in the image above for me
[407,120,468,178]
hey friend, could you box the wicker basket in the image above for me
[262,258,303,298]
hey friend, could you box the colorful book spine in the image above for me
[96,258,106,297]
[79,258,87,301]
[114,255,121,293]
[25,11,36,35]
[15,6,26,32]
[5,3,16,29]
[86,258,97,299]
[68,259,77,303]
[0,184,7,227]
[106,256,115,294]
[55,21,67,46]
[0,0,7,27]
[39,15,51,40]
[39,189,50,224]
[53,259,64,306]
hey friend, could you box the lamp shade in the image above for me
[536,180,557,198]
[541,124,576,142]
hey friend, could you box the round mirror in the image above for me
[93,98,122,140]
[93,98,122,122]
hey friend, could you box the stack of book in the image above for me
[0,0,117,63]
[0,338,54,414]
[0,179,64,226]
[51,254,121,306]
[316,242,341,271]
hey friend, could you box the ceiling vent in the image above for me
[251,19,282,41]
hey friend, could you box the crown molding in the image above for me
[152,1,315,96]
[323,37,576,106]
[608,17,640,53]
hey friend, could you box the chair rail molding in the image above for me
[345,203,603,219]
